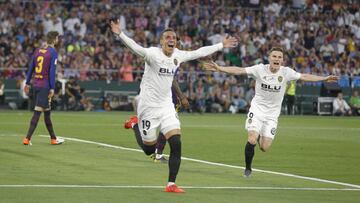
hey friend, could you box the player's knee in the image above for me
[248,137,257,145]
[247,132,258,145]
[142,144,156,155]
[260,144,270,152]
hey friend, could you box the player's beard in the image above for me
[54,38,62,50]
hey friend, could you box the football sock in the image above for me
[44,111,56,140]
[156,132,166,155]
[168,135,181,182]
[132,124,144,149]
[26,111,41,140]
[245,141,256,170]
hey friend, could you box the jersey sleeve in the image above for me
[245,64,261,79]
[285,67,301,81]
[178,43,223,63]
[118,32,148,59]
[25,55,35,85]
[49,50,58,90]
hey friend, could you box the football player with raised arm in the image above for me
[203,47,338,177]
[110,19,237,193]
[23,31,64,146]
[124,37,189,164]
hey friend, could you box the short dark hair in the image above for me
[269,46,285,55]
[160,28,176,39]
[46,31,59,44]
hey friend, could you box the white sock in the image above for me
[167,182,175,186]
[156,154,163,159]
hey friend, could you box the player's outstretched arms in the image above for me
[110,19,147,58]
[203,61,247,75]
[300,74,339,82]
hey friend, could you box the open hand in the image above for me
[48,89,54,99]
[24,85,30,95]
[180,97,190,109]
[222,36,238,48]
[203,61,221,72]
[325,75,339,82]
[110,19,122,35]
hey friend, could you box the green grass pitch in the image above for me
[0,111,359,202]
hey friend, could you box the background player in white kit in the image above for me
[110,19,237,193]
[203,47,338,177]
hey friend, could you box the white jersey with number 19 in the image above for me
[245,64,301,119]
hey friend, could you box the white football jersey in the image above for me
[119,32,222,107]
[245,64,301,119]
[140,47,182,107]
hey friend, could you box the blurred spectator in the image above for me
[333,92,352,116]
[285,80,297,115]
[349,90,360,116]
[18,76,29,109]
[64,10,80,36]
[230,82,248,114]
[119,60,134,82]
[0,78,4,105]
[64,77,81,110]
[193,79,206,113]
[220,80,232,112]
[79,88,94,111]
[245,79,256,105]
[207,82,223,113]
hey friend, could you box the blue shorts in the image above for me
[33,87,50,109]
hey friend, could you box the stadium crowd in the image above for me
[0,0,359,113]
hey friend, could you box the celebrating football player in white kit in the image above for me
[110,19,238,193]
[203,47,339,177]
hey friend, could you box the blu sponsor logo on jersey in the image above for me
[158,68,176,76]
[261,83,281,92]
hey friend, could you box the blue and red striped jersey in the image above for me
[26,46,58,89]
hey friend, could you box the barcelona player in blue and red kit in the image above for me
[23,31,64,145]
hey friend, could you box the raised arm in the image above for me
[110,19,147,58]
[203,61,248,75]
[300,74,339,82]
[181,36,238,62]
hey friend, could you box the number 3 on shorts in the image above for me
[142,120,151,131]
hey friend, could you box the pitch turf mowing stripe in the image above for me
[36,135,360,189]
[0,185,359,191]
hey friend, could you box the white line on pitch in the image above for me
[37,135,360,189]
[0,185,359,191]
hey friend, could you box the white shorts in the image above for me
[245,111,278,139]
[137,103,180,142]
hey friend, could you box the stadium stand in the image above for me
[0,0,359,114]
